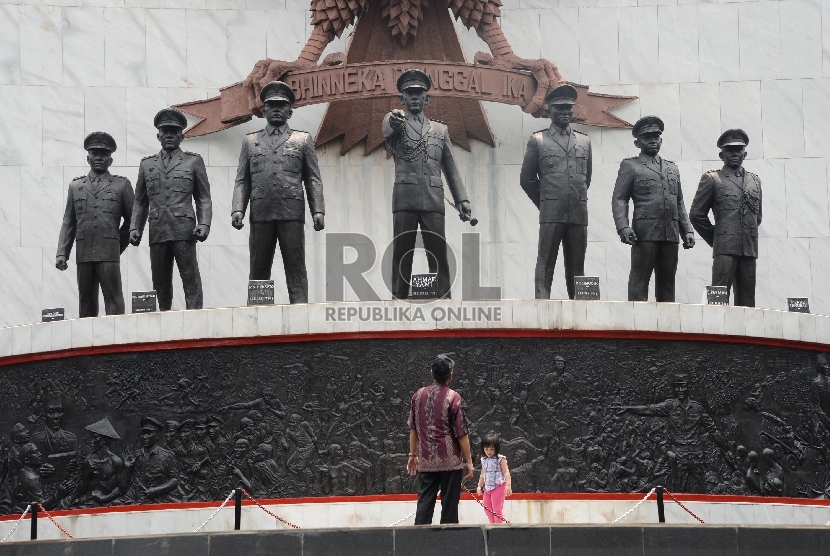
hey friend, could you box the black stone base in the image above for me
[1,525,830,556]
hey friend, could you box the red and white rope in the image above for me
[386,509,417,527]
[662,488,705,524]
[462,483,510,524]
[240,489,301,529]
[611,488,656,524]
[0,505,30,543]
[194,490,236,533]
[37,503,74,539]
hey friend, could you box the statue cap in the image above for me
[84,131,117,153]
[672,373,689,385]
[397,69,431,92]
[717,128,749,148]
[153,108,188,129]
[207,415,224,426]
[544,84,578,106]
[632,115,664,137]
[165,419,180,430]
[140,416,164,431]
[85,417,121,440]
[45,390,63,409]
[260,81,296,106]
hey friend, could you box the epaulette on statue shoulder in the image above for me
[183,150,201,157]
[534,129,548,135]
[72,175,86,182]
[430,119,446,125]
[574,129,588,136]
[141,154,155,161]
[248,129,264,137]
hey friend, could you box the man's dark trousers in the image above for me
[535,222,587,299]
[713,254,756,307]
[392,211,450,299]
[628,241,679,302]
[150,240,202,310]
[249,221,307,304]
[77,261,125,317]
[414,469,462,524]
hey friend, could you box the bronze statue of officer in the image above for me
[520,84,591,299]
[56,132,134,317]
[232,81,325,304]
[383,69,471,299]
[612,115,695,302]
[690,129,762,307]
[130,108,212,311]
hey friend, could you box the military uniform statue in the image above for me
[520,84,591,299]
[232,81,325,304]
[382,69,471,299]
[130,108,212,310]
[611,116,695,302]
[690,129,762,307]
[56,132,134,317]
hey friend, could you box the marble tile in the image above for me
[0,5,20,85]
[208,307,233,338]
[815,314,830,344]
[767,238,811,311]
[232,305,258,337]
[186,9,228,89]
[798,311,817,343]
[763,308,783,339]
[658,4,699,83]
[723,305,746,336]
[0,167,21,248]
[785,158,829,238]
[159,309,184,341]
[0,327,11,357]
[226,9,267,82]
[739,1,780,81]
[208,245,249,308]
[618,7,659,84]
[31,321,51,352]
[743,306,764,337]
[85,86,127,166]
[679,302,703,333]
[698,3,739,83]
[761,79,805,160]
[0,86,43,166]
[19,5,62,86]
[71,316,93,347]
[126,87,167,166]
[809,238,830,317]
[135,311,160,342]
[680,82,720,161]
[146,8,187,87]
[608,300,634,329]
[51,318,72,350]
[742,159,783,240]
[637,83,680,161]
[501,9,541,59]
[42,86,86,167]
[91,314,115,345]
[181,308,209,339]
[579,7,619,85]
[11,324,32,355]
[803,79,830,157]
[265,9,307,62]
[539,8,580,83]
[21,166,64,251]
[285,303,309,335]
[656,302,681,332]
[781,310,800,341]
[719,80,763,160]
[0,247,42,328]
[585,300,612,329]
[780,0,822,79]
[633,301,657,331]
[62,7,104,86]
[701,304,725,334]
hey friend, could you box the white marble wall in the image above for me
[2,0,830,326]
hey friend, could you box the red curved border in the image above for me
[0,328,827,369]
[1,491,828,522]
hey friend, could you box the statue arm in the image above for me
[611,160,634,232]
[382,112,401,150]
[689,173,716,247]
[120,179,135,253]
[302,134,325,215]
[756,176,763,227]
[519,135,541,209]
[130,165,149,235]
[675,170,694,236]
[56,186,77,259]
[192,155,213,228]
[586,141,593,188]
[232,139,252,216]
[441,127,469,206]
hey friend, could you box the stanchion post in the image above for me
[30,503,38,540]
[234,489,242,530]
[656,487,665,523]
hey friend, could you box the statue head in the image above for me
[397,69,431,115]
[717,129,749,170]
[194,418,207,440]
[544,84,577,129]
[44,391,65,430]
[233,438,250,459]
[153,108,187,152]
[260,81,295,128]
[10,423,29,445]
[818,353,829,375]
[348,441,362,458]
[19,443,42,467]
[553,355,565,371]
[83,132,115,175]
[632,115,663,157]
[178,420,193,444]
[206,416,223,439]
[329,443,343,459]
[672,374,690,401]
[139,417,164,449]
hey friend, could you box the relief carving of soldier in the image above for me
[123,417,179,503]
[520,84,591,299]
[612,116,695,302]
[56,132,134,317]
[232,81,325,304]
[690,129,762,307]
[382,69,471,299]
[129,108,212,311]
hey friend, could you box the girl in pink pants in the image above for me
[476,434,512,523]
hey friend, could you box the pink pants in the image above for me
[482,483,506,523]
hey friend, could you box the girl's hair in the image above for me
[480,434,501,456]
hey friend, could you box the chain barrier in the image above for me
[240,489,301,529]
[461,483,510,524]
[662,489,706,524]
[386,510,417,527]
[194,490,236,533]
[37,504,74,539]
[611,488,656,524]
[0,505,30,543]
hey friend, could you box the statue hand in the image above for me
[129,230,142,246]
[55,256,68,271]
[457,201,472,221]
[683,232,695,249]
[388,110,405,130]
[474,52,563,117]
[39,463,55,478]
[618,227,637,245]
[193,224,210,242]
[312,212,325,231]
[242,58,318,116]
[231,212,245,230]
